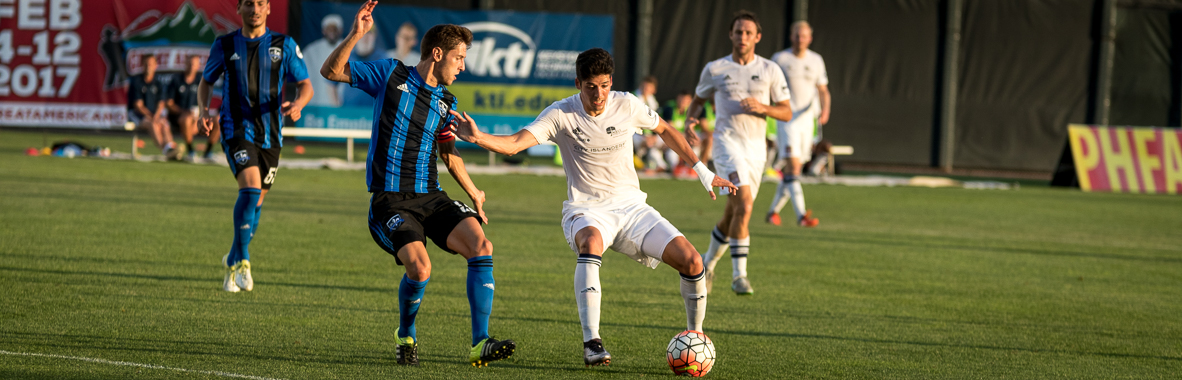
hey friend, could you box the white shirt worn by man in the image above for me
[771,48,828,158]
[694,54,791,191]
[526,91,679,268]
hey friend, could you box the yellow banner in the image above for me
[448,83,578,117]
[1068,124,1182,194]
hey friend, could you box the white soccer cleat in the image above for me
[222,254,240,292]
[732,276,753,295]
[233,260,253,291]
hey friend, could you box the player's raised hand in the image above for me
[281,101,303,121]
[352,1,377,36]
[470,189,488,224]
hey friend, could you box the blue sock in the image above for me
[398,274,429,340]
[466,256,495,346]
[229,188,260,265]
[250,204,263,239]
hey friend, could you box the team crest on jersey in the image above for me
[751,75,761,81]
[233,150,249,165]
[437,99,449,113]
[387,214,404,230]
[269,47,282,63]
[605,126,616,135]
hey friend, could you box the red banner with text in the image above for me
[1067,124,1182,194]
[0,0,287,128]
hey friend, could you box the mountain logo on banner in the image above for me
[101,2,236,90]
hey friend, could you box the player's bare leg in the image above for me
[179,111,198,160]
[574,226,610,366]
[394,242,432,365]
[726,185,755,295]
[660,236,707,332]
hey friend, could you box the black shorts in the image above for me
[368,191,481,264]
[222,137,281,190]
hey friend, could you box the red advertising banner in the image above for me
[1067,124,1182,194]
[0,0,287,128]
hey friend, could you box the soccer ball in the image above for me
[666,330,715,377]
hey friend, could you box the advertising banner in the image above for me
[0,0,288,129]
[1067,124,1182,194]
[296,2,612,137]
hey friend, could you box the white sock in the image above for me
[769,180,791,215]
[703,227,729,272]
[729,237,750,279]
[680,270,707,332]
[787,177,806,220]
[665,149,680,170]
[574,254,603,342]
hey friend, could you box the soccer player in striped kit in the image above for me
[320,1,516,367]
[197,0,313,293]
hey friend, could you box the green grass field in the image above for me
[1,129,1180,379]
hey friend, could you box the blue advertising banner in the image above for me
[295,2,613,145]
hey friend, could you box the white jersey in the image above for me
[525,91,661,208]
[695,54,791,146]
[302,38,340,107]
[771,48,828,113]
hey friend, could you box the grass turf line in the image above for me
[1,129,1180,379]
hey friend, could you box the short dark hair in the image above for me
[141,53,156,63]
[677,89,693,97]
[420,24,473,61]
[576,48,613,81]
[238,0,268,5]
[730,10,762,34]
[641,75,657,85]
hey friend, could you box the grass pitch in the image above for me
[1,129,1180,379]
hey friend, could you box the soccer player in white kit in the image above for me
[767,21,829,228]
[683,11,794,295]
[450,48,737,367]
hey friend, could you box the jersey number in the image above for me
[263,168,278,185]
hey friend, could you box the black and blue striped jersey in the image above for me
[349,59,457,194]
[203,29,309,149]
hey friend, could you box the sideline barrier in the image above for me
[1067,124,1182,194]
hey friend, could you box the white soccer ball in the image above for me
[666,330,715,377]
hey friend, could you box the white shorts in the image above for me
[712,136,766,197]
[777,106,817,160]
[562,200,683,269]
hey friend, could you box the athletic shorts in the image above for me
[777,106,817,160]
[222,137,281,190]
[368,191,481,264]
[561,199,683,269]
[711,136,766,197]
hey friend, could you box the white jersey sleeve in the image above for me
[817,54,830,86]
[624,92,661,131]
[524,104,563,144]
[768,61,792,104]
[694,64,715,100]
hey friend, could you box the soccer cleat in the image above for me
[470,337,516,367]
[798,210,819,228]
[732,276,754,295]
[583,339,611,367]
[232,259,253,291]
[765,212,782,226]
[222,254,240,292]
[394,335,419,366]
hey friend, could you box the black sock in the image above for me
[186,143,193,153]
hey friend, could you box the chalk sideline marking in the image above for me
[0,350,286,380]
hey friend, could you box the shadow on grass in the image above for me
[0,265,205,283]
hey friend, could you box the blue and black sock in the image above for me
[466,256,495,346]
[229,188,260,265]
[250,204,263,239]
[398,274,429,340]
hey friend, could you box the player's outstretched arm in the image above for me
[448,110,539,156]
[282,79,313,122]
[653,119,736,200]
[438,140,488,223]
[321,0,377,83]
[741,98,793,122]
